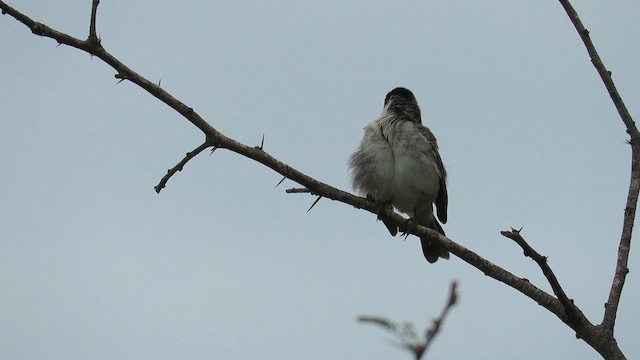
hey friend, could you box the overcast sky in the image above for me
[1,1,639,359]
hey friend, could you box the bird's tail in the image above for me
[420,220,450,263]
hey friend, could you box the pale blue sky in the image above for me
[1,1,639,359]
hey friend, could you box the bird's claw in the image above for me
[400,218,418,239]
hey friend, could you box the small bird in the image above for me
[348,87,449,263]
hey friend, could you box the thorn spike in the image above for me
[306,196,323,213]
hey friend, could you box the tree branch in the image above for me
[500,228,582,326]
[420,280,458,359]
[557,0,638,138]
[88,0,99,42]
[557,0,638,337]
[154,141,212,193]
[358,280,459,360]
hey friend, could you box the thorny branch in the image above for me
[0,1,633,359]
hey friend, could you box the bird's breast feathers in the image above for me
[359,116,441,209]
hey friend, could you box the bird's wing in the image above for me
[417,125,448,224]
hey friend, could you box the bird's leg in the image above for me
[400,207,419,239]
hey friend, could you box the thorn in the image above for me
[275,175,287,188]
[158,78,162,87]
[306,196,322,213]
[209,147,218,156]
[256,134,265,150]
[56,42,62,48]
[115,73,126,84]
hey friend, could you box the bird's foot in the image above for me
[400,217,418,240]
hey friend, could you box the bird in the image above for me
[348,87,449,263]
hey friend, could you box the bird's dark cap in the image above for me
[384,87,416,105]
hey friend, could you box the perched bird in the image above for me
[348,87,449,263]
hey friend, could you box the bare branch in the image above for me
[420,281,458,358]
[88,0,99,43]
[358,281,458,360]
[500,229,582,325]
[154,141,211,193]
[603,146,639,333]
[557,0,638,138]
[410,220,630,359]
[285,187,310,193]
[557,0,638,337]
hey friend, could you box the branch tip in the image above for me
[286,188,310,194]
[155,142,210,193]
[89,0,100,41]
[502,227,582,325]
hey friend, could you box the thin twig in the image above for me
[420,280,458,359]
[154,141,211,193]
[557,0,637,136]
[285,187,310,193]
[558,0,638,336]
[500,228,581,326]
[88,0,99,43]
[358,281,459,360]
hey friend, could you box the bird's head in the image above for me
[383,87,422,124]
